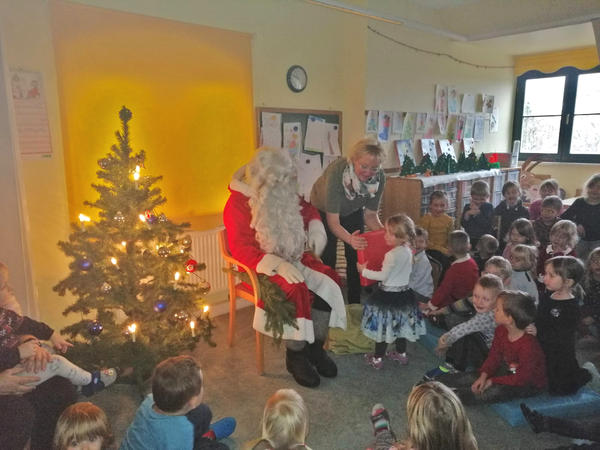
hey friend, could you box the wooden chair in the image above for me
[218,229,264,375]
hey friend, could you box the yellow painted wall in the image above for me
[515,46,600,75]
[50,1,255,224]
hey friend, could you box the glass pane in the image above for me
[575,73,600,114]
[520,116,560,154]
[523,76,565,116]
[571,115,600,154]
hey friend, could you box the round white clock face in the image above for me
[287,66,307,92]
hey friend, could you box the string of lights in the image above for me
[368,25,514,70]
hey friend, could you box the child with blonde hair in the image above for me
[358,214,426,369]
[508,244,539,305]
[418,190,454,270]
[483,256,513,285]
[252,389,311,450]
[529,179,561,220]
[409,227,434,303]
[53,402,114,450]
[368,381,478,450]
[536,219,578,278]
[562,173,600,260]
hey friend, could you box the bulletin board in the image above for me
[256,106,343,151]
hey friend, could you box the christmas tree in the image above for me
[433,153,448,175]
[54,106,214,383]
[400,155,417,176]
[477,152,491,170]
[417,154,434,175]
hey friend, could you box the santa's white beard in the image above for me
[249,181,306,262]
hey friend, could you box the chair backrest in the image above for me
[427,255,443,290]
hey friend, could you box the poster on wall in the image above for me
[377,111,392,142]
[402,113,416,140]
[420,139,437,163]
[448,87,460,114]
[283,122,302,160]
[365,110,378,134]
[473,115,485,141]
[391,112,405,135]
[394,139,413,166]
[9,69,52,157]
[435,84,448,115]
[482,94,495,114]
[461,93,476,114]
[490,107,499,133]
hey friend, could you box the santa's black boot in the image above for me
[308,340,337,378]
[286,347,320,388]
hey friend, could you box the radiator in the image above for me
[188,226,228,293]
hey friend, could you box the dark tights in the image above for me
[374,339,406,358]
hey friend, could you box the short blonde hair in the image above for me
[262,389,308,449]
[484,256,513,282]
[386,213,416,246]
[477,273,504,295]
[511,244,538,271]
[349,136,385,162]
[550,220,579,250]
[449,230,470,256]
[406,382,478,450]
[53,402,113,450]
[470,180,489,197]
[477,234,499,257]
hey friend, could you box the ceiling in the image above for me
[308,0,600,52]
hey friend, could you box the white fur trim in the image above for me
[256,254,285,275]
[229,167,251,197]
[307,219,327,257]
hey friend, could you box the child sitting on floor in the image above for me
[501,217,537,260]
[367,381,478,450]
[252,389,311,450]
[53,402,114,450]
[358,214,426,369]
[532,195,562,249]
[536,256,599,395]
[436,290,547,404]
[581,247,600,338]
[409,227,434,304]
[508,244,539,305]
[423,230,479,318]
[418,190,454,270]
[120,356,235,450]
[529,178,561,221]
[461,180,494,249]
[536,219,578,279]
[425,274,504,378]
[473,234,499,274]
[494,180,530,253]
[483,256,512,285]
[0,306,116,396]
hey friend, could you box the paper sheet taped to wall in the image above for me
[9,69,52,157]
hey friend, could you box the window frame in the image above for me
[513,64,600,163]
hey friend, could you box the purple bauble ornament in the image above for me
[88,320,103,336]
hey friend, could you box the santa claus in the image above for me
[223,149,346,387]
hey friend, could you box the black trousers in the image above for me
[445,332,489,372]
[320,209,364,303]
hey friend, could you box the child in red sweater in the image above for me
[423,230,478,315]
[436,290,547,404]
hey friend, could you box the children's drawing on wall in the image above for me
[461,93,476,114]
[455,114,466,141]
[438,139,456,160]
[402,113,416,140]
[482,94,495,114]
[473,115,485,141]
[464,115,475,140]
[283,122,302,160]
[438,113,448,137]
[446,114,457,140]
[304,115,327,152]
[490,107,499,133]
[395,139,413,166]
[420,138,437,163]
[424,113,437,139]
[415,113,427,134]
[448,86,459,114]
[378,110,392,142]
[261,112,282,148]
[435,84,448,115]
[11,73,24,99]
[327,123,341,156]
[297,153,322,200]
[365,110,378,134]
[463,138,475,157]
[391,111,405,135]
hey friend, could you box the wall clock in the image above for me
[286,65,307,93]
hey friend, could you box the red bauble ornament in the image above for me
[185,259,198,273]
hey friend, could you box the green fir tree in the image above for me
[417,154,434,174]
[433,153,448,175]
[477,153,491,170]
[457,152,467,172]
[54,106,214,383]
[400,155,417,176]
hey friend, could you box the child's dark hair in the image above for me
[540,179,559,194]
[507,218,537,246]
[541,195,562,212]
[477,234,499,256]
[545,256,585,291]
[470,180,489,197]
[584,248,600,291]
[386,213,416,246]
[152,355,202,413]
[415,226,429,241]
[497,290,536,329]
[429,190,448,204]
[449,230,470,255]
[502,180,521,196]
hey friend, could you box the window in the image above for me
[512,65,600,163]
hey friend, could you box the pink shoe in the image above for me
[364,353,384,370]
[386,351,408,365]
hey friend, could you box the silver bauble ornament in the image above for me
[113,211,125,223]
[100,282,112,293]
[158,246,169,258]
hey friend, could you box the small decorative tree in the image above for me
[54,107,214,383]
[417,154,434,175]
[400,155,417,176]
[477,152,491,170]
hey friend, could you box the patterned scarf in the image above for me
[342,159,380,201]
